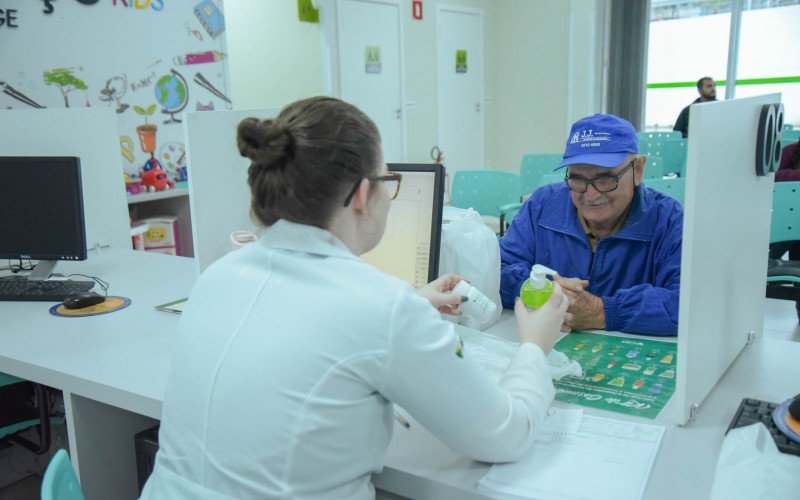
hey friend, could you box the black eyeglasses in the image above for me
[565,160,636,194]
[343,171,403,207]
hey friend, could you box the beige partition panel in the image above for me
[0,108,130,250]
[184,108,280,276]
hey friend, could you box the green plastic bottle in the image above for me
[520,264,557,308]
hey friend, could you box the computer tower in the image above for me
[134,424,160,494]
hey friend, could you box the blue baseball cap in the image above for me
[556,114,638,170]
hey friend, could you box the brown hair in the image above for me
[237,96,382,228]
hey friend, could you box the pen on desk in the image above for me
[394,410,411,429]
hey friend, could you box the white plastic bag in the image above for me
[439,207,503,330]
[709,423,800,500]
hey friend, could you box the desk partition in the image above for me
[675,94,778,424]
[184,107,279,276]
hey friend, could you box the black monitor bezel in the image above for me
[0,156,87,262]
[386,163,445,282]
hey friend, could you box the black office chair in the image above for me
[0,373,52,455]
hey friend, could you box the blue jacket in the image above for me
[500,183,683,336]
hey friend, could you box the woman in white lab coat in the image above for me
[140,96,569,499]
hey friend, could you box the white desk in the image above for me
[376,319,800,499]
[0,249,195,498]
[1,249,798,499]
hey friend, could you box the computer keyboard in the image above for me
[0,279,95,302]
[726,397,800,457]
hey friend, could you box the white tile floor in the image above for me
[2,299,796,500]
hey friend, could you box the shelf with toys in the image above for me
[127,182,189,204]
[125,106,194,258]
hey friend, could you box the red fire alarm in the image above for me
[412,0,423,20]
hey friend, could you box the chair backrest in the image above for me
[519,153,563,196]
[41,449,85,500]
[781,129,800,145]
[538,172,565,188]
[644,156,664,179]
[641,138,685,176]
[451,170,521,217]
[644,177,685,204]
[637,131,682,141]
[771,181,800,244]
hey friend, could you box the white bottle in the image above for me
[452,280,497,325]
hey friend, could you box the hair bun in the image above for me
[237,117,295,168]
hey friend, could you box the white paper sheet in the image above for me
[479,415,665,500]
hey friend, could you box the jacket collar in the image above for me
[540,184,657,241]
[259,220,360,261]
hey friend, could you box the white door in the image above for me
[337,0,405,162]
[437,5,484,176]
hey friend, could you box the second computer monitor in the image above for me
[361,164,444,287]
[0,156,87,280]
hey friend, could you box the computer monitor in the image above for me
[361,163,444,287]
[0,156,87,280]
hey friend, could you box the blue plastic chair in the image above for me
[41,449,85,500]
[451,170,520,235]
[519,153,563,198]
[766,182,800,304]
[637,131,681,141]
[0,372,52,454]
[644,156,664,179]
[782,129,800,145]
[644,177,685,204]
[641,138,684,177]
[538,172,565,187]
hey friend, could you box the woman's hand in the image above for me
[514,282,570,354]
[416,274,469,316]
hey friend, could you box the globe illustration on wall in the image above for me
[154,69,189,124]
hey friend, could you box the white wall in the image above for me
[225,0,605,172]
[226,0,326,108]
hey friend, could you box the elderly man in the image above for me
[500,114,683,336]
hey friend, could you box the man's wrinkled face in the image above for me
[567,155,643,228]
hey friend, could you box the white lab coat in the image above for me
[140,220,554,499]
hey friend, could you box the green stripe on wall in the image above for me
[647,76,800,89]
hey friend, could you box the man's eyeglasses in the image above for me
[343,171,403,207]
[565,160,635,194]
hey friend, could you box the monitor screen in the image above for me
[361,164,444,287]
[0,157,87,266]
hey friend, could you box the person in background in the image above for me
[673,77,717,138]
[770,137,800,259]
[140,96,569,499]
[500,114,683,336]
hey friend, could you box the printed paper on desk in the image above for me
[479,415,664,500]
[538,407,582,440]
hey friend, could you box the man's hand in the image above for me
[553,276,605,331]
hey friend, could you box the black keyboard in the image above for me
[0,279,95,302]
[726,397,800,456]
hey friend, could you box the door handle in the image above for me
[395,108,402,119]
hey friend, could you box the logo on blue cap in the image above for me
[557,114,638,169]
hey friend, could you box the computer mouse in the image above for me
[789,394,800,421]
[62,292,105,310]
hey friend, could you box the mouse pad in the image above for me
[49,296,131,318]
